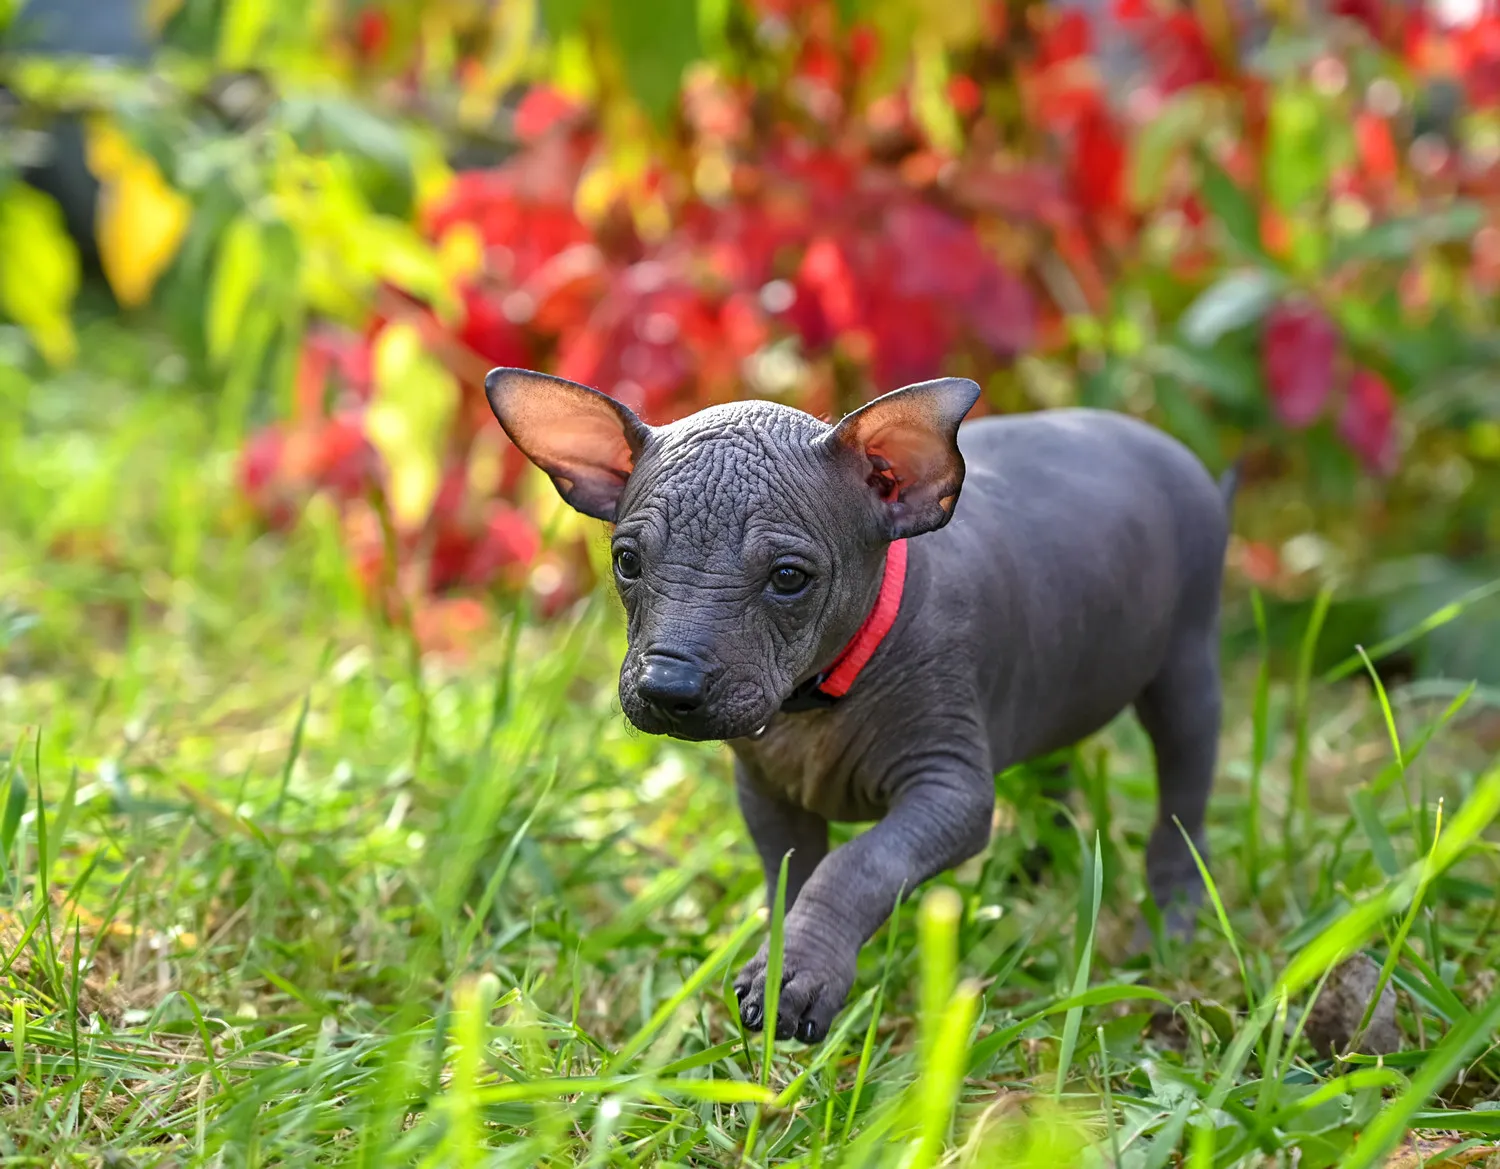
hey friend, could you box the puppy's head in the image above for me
[485,368,979,741]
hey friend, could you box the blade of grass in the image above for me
[270,691,310,828]
[1177,816,1253,1007]
[1056,832,1104,1097]
[909,980,981,1169]
[1322,577,1500,683]
[1187,992,1279,1167]
[740,852,790,1166]
[841,890,904,1145]
[1247,590,1271,897]
[1357,645,1419,849]
[1099,1025,1122,1167]
[607,909,764,1073]
[1337,988,1500,1169]
[1286,586,1332,877]
[1278,763,1500,997]
[1347,798,1444,1054]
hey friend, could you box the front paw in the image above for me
[733,936,855,1045]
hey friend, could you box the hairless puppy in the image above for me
[485,368,1235,1044]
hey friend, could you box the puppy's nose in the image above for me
[637,657,708,718]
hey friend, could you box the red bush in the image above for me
[250,0,1490,624]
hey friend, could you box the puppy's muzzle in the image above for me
[635,654,709,723]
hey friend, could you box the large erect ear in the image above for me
[484,367,651,522]
[823,377,981,539]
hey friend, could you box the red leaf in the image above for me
[1157,14,1221,92]
[887,202,988,300]
[966,265,1036,355]
[413,598,491,660]
[241,425,286,495]
[850,23,881,73]
[1263,302,1339,428]
[1237,540,1284,587]
[464,506,542,586]
[311,416,380,502]
[1330,0,1386,39]
[1339,367,1399,474]
[948,74,984,118]
[1356,113,1399,181]
[1070,106,1127,216]
[1038,10,1092,66]
[457,285,532,366]
[514,85,583,142]
[798,236,863,334]
[721,290,769,358]
[354,8,390,59]
[1458,16,1500,108]
[866,293,952,387]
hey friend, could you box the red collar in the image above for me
[780,539,908,712]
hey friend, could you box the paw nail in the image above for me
[742,1003,762,1029]
[797,1019,818,1043]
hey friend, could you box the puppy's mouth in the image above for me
[621,695,777,744]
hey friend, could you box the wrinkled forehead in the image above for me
[618,403,835,547]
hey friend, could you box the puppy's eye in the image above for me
[614,548,641,580]
[769,565,810,595]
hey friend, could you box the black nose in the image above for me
[637,657,708,718]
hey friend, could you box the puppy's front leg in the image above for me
[734,766,993,1043]
[735,763,828,911]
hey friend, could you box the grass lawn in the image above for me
[4,324,1500,1166]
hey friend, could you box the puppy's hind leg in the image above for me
[1134,629,1222,937]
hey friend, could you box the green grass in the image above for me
[4,324,1500,1166]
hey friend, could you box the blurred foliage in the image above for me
[1,0,1498,666]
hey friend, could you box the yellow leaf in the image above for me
[437,222,485,282]
[368,322,458,528]
[207,215,263,365]
[0,181,80,365]
[912,32,961,155]
[86,120,192,309]
[551,31,598,103]
[219,0,270,67]
[412,137,456,214]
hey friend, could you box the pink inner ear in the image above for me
[866,453,901,501]
[549,411,636,480]
[864,425,947,500]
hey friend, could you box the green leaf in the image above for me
[207,215,263,367]
[1130,91,1213,209]
[1,759,26,861]
[541,0,590,35]
[1265,86,1330,212]
[606,0,700,124]
[1331,203,1486,267]
[1178,270,1283,347]
[1349,788,1399,878]
[1149,341,1262,412]
[0,180,80,366]
[1199,154,1265,262]
[218,0,270,67]
[1337,989,1500,1168]
[1408,1109,1500,1136]
[279,97,416,219]
[1277,764,1500,997]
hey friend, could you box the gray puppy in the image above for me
[485,367,1233,1043]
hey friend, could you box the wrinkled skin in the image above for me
[486,367,1232,1045]
[610,405,889,743]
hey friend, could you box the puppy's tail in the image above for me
[1219,457,1244,515]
